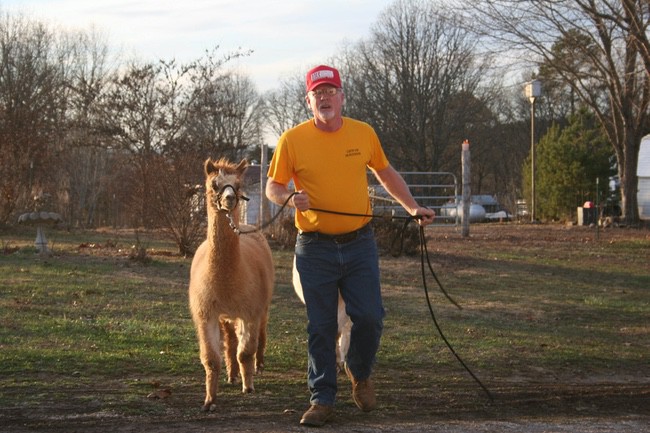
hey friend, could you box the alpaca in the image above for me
[188,158,274,412]
[292,257,352,372]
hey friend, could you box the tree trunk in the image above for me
[620,135,640,224]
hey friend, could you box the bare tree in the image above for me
[98,58,195,227]
[56,28,114,228]
[0,13,64,223]
[183,72,265,162]
[456,0,650,223]
[341,0,490,172]
[264,76,311,139]
[148,153,205,256]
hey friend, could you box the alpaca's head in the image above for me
[204,158,249,212]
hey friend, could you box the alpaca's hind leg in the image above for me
[196,318,221,411]
[336,294,352,373]
[255,313,268,374]
[220,320,240,384]
[237,321,260,393]
[337,315,352,372]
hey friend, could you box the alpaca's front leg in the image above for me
[237,321,260,393]
[197,319,221,411]
[220,319,240,384]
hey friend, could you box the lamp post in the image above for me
[525,79,542,222]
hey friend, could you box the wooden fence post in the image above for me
[462,139,470,237]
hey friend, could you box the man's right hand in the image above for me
[292,190,310,211]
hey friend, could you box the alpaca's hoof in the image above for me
[242,386,254,394]
[255,364,264,374]
[202,402,217,412]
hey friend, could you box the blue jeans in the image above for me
[294,225,385,406]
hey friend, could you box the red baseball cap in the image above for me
[305,65,342,92]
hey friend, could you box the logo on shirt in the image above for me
[346,148,361,157]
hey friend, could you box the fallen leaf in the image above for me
[147,389,172,399]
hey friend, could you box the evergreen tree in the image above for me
[523,108,613,221]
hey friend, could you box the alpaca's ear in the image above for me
[204,158,216,175]
[236,159,249,175]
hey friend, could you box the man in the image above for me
[266,65,435,427]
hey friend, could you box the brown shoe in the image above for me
[345,364,377,412]
[300,404,334,427]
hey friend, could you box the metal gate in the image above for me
[368,171,460,226]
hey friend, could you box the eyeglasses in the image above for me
[308,87,341,98]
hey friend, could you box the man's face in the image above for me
[306,85,344,123]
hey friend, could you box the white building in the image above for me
[638,135,650,221]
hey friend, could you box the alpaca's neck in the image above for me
[206,209,240,270]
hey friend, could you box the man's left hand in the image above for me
[415,207,435,226]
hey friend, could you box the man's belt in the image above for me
[299,224,370,244]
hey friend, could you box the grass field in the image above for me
[1,223,648,432]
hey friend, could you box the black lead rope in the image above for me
[384,217,492,400]
[416,223,493,401]
[244,194,493,400]
[235,192,298,234]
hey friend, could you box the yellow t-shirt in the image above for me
[267,117,390,234]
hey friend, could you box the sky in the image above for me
[2,0,395,93]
